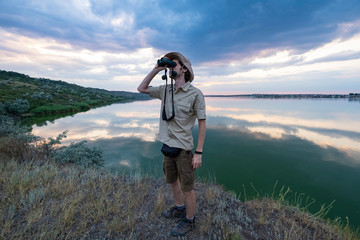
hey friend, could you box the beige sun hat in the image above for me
[164,52,194,82]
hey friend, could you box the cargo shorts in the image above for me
[163,150,195,192]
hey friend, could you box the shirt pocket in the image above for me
[176,101,192,119]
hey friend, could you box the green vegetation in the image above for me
[0,70,140,124]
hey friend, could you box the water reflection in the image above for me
[32,98,360,165]
[197,125,360,225]
[32,100,160,143]
[32,97,360,227]
[205,98,360,165]
[32,98,360,160]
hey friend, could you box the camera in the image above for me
[157,57,177,68]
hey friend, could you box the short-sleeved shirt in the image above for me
[148,82,206,150]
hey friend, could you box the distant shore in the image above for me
[205,93,360,100]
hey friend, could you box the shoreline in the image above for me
[205,93,360,100]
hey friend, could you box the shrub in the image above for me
[0,118,104,167]
[0,116,41,161]
[51,140,104,167]
[31,92,53,101]
[7,99,30,116]
[0,101,6,115]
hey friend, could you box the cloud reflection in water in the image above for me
[205,97,360,164]
[32,97,360,165]
[32,100,161,142]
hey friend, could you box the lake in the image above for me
[32,97,360,228]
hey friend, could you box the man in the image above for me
[137,52,206,237]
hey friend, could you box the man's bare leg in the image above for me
[171,179,196,218]
[183,190,196,218]
[171,178,184,206]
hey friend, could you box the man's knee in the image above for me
[170,178,180,186]
[183,189,194,196]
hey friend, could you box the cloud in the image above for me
[0,0,360,93]
[2,0,360,61]
[160,0,360,63]
[0,0,151,52]
[194,32,360,93]
[0,28,162,89]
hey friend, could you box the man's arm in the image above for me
[192,119,206,169]
[137,65,165,93]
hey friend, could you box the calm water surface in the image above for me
[32,97,360,228]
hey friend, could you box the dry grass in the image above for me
[243,198,359,240]
[0,159,150,239]
[1,158,359,239]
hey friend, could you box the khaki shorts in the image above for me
[163,150,195,192]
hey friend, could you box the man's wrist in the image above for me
[195,151,202,155]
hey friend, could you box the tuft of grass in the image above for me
[151,187,166,217]
[241,181,360,240]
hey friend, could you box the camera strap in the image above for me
[162,68,175,121]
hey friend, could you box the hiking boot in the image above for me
[171,217,196,237]
[161,206,186,219]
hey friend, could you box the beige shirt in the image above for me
[148,82,206,150]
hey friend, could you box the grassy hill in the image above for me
[0,70,146,118]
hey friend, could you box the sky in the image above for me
[0,0,359,95]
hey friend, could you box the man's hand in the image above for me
[192,153,202,170]
[154,62,167,72]
[137,60,166,93]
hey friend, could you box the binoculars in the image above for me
[157,57,177,68]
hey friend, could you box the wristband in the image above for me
[195,151,202,155]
